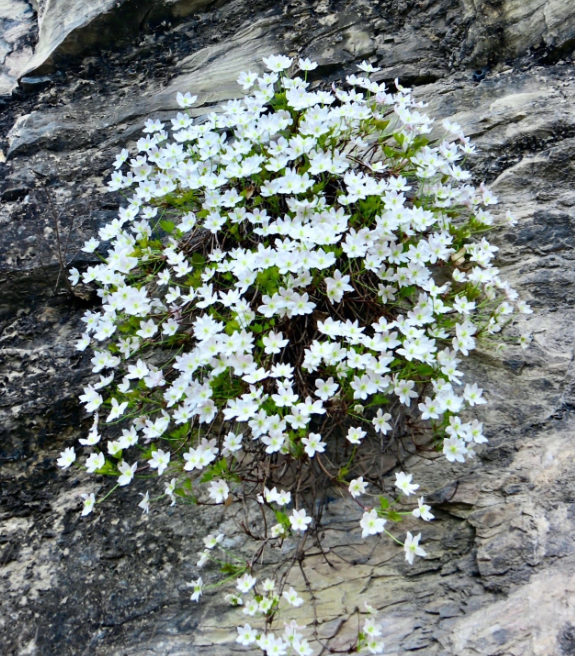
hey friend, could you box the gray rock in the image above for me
[0,0,37,96]
[18,74,52,90]
[1,0,575,655]
[461,0,575,64]
[21,0,232,78]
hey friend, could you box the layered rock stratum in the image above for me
[1,1,575,655]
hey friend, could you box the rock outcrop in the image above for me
[1,1,575,655]
[0,0,37,96]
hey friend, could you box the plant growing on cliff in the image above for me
[62,54,531,654]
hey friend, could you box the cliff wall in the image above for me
[1,1,575,654]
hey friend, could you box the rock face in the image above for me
[1,1,575,655]
[0,0,37,96]
[22,0,231,78]
[461,0,575,64]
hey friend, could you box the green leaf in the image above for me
[168,424,189,440]
[338,466,349,481]
[379,496,390,510]
[399,285,416,298]
[229,224,239,238]
[220,563,244,575]
[369,393,389,406]
[274,510,290,529]
[373,119,390,132]
[159,219,175,234]
[386,510,403,522]
[409,135,430,151]
[95,459,116,475]
[191,252,205,267]
[225,319,240,335]
[200,458,228,483]
[415,364,434,377]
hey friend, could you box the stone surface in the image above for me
[0,0,36,96]
[462,0,575,65]
[1,0,575,654]
[22,0,234,77]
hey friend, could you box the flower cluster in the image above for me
[61,53,532,653]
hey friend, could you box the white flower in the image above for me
[394,472,419,496]
[346,426,366,445]
[282,586,304,607]
[203,533,224,549]
[325,270,353,303]
[208,479,230,504]
[106,397,128,422]
[176,92,197,108]
[463,383,486,406]
[236,573,257,593]
[225,593,243,606]
[113,149,129,169]
[364,617,382,637]
[243,598,259,616]
[348,477,367,498]
[442,118,464,136]
[237,70,259,90]
[289,508,312,532]
[315,377,339,400]
[138,491,150,514]
[164,478,177,505]
[57,447,76,469]
[269,635,289,655]
[260,595,274,612]
[81,237,100,253]
[189,576,203,601]
[127,359,149,380]
[79,385,103,413]
[75,334,91,351]
[360,509,386,538]
[262,331,289,354]
[517,300,532,314]
[366,638,385,654]
[301,432,326,457]
[443,436,468,462]
[357,60,381,73]
[293,638,313,656]
[412,497,434,521]
[271,523,286,538]
[85,452,105,474]
[223,431,243,453]
[262,578,276,592]
[236,623,258,646]
[197,549,210,567]
[394,379,418,406]
[298,57,318,71]
[373,409,392,434]
[68,267,80,286]
[263,54,293,71]
[81,493,96,516]
[149,449,171,476]
[118,460,137,486]
[404,531,426,564]
[136,319,158,339]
